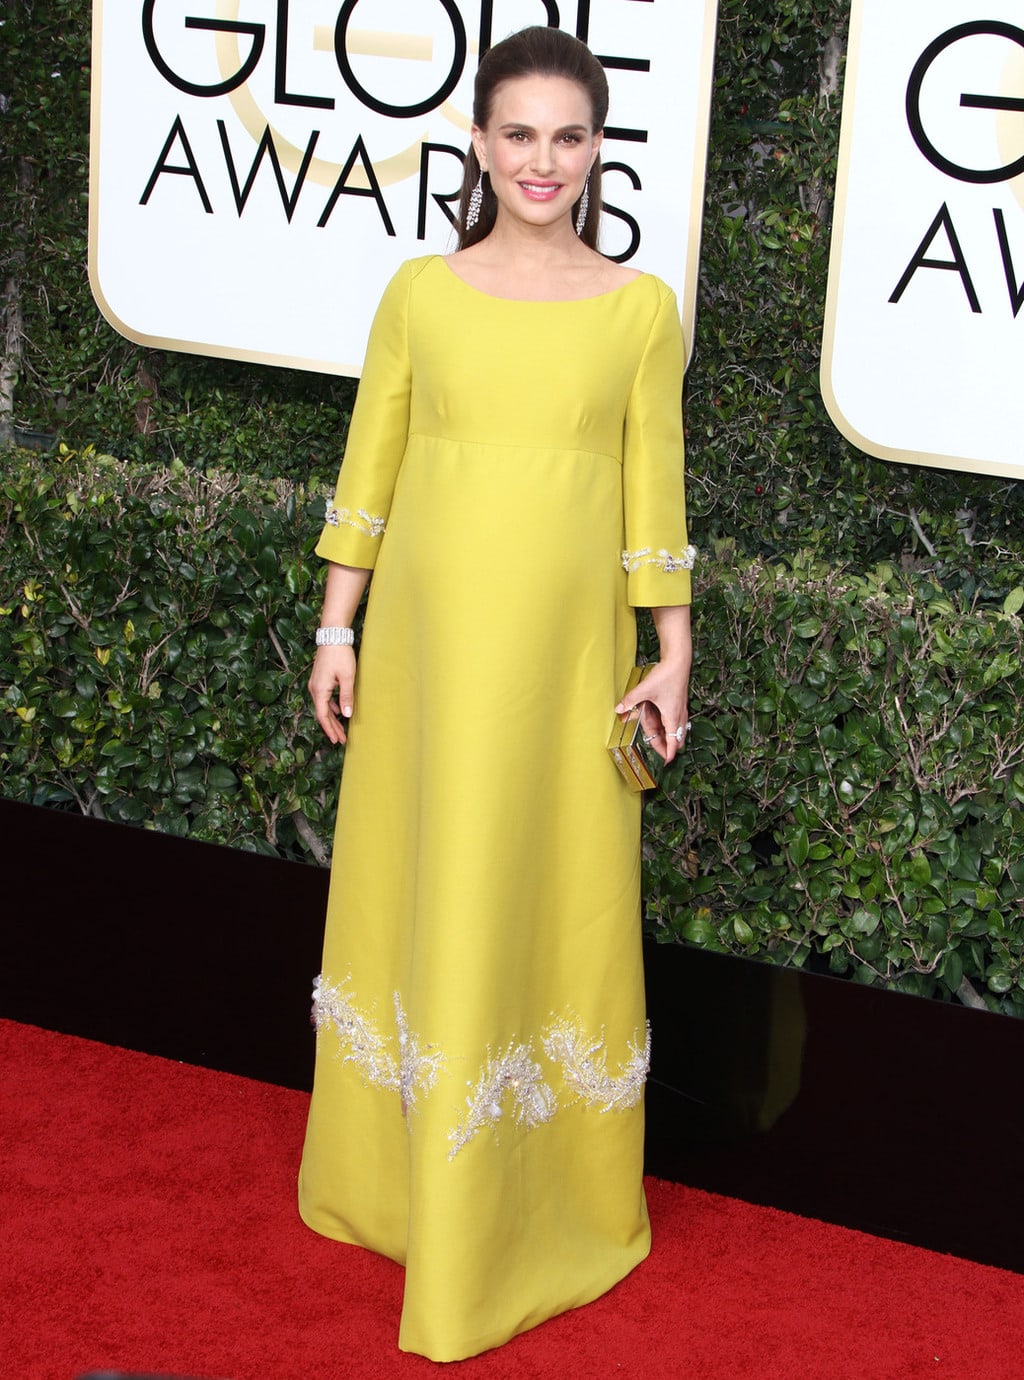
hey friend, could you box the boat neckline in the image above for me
[435,255,647,304]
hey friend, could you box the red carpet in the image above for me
[2,1019,1021,1379]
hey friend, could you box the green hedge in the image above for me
[5,448,1023,1016]
[641,552,1024,1017]
[0,446,337,858]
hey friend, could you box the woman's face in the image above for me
[471,74,602,233]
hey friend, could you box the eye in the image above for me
[559,133,584,145]
[505,129,530,142]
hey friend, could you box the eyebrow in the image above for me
[497,122,590,134]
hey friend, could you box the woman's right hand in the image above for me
[308,645,357,745]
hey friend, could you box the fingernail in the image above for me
[342,705,352,716]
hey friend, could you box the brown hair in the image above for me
[456,27,609,251]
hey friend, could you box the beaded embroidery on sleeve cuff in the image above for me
[621,544,698,574]
[325,502,387,538]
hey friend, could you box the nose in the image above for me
[529,141,555,175]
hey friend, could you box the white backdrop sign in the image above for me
[89,1,719,376]
[822,1,1024,479]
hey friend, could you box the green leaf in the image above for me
[940,950,964,992]
[680,917,717,947]
[789,825,809,867]
[207,765,238,792]
[843,907,880,937]
[906,853,932,888]
[256,547,279,580]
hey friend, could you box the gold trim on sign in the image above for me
[440,99,473,134]
[997,38,1024,215]
[819,0,864,460]
[87,286,366,381]
[314,28,434,62]
[681,0,721,371]
[87,0,107,338]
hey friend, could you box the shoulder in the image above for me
[377,255,441,297]
[620,274,685,377]
[371,257,442,324]
[632,276,684,352]
[405,255,439,281]
[604,261,641,284]
[394,255,442,287]
[613,273,682,353]
[628,271,678,314]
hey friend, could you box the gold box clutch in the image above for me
[608,665,657,792]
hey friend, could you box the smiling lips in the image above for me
[518,181,563,201]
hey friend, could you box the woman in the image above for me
[299,25,694,1362]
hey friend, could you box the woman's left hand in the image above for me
[615,659,690,764]
[614,605,693,765]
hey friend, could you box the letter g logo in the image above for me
[906,20,1024,184]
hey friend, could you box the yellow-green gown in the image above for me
[298,255,693,1362]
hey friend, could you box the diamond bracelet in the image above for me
[315,626,355,647]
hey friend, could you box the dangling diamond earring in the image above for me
[575,175,591,236]
[466,171,484,230]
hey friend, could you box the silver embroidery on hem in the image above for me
[395,992,445,1115]
[312,975,443,1113]
[447,1041,556,1161]
[324,502,386,538]
[313,977,647,1154]
[542,1015,651,1113]
[621,544,697,574]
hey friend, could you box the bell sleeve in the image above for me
[315,261,413,569]
[621,283,696,607]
